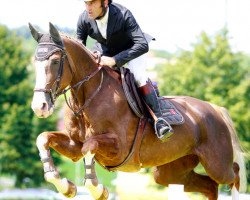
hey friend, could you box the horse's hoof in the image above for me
[63,180,77,198]
[96,187,109,200]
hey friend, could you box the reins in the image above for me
[60,66,103,116]
[34,43,104,116]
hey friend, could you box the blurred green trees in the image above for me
[0,25,58,188]
[156,29,250,189]
[0,23,249,192]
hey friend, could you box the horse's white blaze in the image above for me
[34,60,47,89]
[31,60,54,118]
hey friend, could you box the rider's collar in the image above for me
[95,7,109,23]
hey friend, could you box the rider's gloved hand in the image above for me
[100,56,116,68]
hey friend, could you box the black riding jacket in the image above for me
[77,3,149,67]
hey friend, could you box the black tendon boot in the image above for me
[139,79,174,142]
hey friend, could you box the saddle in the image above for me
[119,67,184,125]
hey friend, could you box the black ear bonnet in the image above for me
[35,34,64,61]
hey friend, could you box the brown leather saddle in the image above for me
[119,67,184,125]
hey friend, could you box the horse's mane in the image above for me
[60,32,96,61]
[59,32,122,82]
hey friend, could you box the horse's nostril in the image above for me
[41,103,48,111]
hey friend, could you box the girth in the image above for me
[97,117,147,172]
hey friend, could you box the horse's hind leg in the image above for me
[36,131,83,198]
[198,148,241,200]
[153,155,218,200]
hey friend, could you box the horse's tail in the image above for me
[217,106,247,193]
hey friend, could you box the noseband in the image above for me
[34,42,103,115]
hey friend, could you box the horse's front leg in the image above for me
[84,152,109,200]
[82,133,121,200]
[36,131,83,198]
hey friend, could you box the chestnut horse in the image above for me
[29,23,246,200]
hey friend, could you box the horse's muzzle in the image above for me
[31,92,54,118]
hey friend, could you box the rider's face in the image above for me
[84,0,103,19]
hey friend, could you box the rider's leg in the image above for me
[139,80,174,141]
[127,54,149,87]
[127,54,174,141]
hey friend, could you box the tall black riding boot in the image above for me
[139,80,174,142]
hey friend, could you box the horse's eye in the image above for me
[51,60,60,65]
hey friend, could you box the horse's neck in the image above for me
[63,37,103,105]
[64,37,97,83]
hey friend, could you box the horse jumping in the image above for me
[29,23,246,200]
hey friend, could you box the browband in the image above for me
[35,42,64,61]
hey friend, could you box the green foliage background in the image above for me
[0,24,58,188]
[0,24,249,195]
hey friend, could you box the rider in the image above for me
[76,0,173,141]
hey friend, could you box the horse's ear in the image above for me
[28,23,43,42]
[49,22,63,47]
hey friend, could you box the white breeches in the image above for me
[126,54,148,86]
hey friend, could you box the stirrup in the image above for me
[154,118,174,141]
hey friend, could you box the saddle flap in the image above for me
[158,97,185,125]
[120,67,146,118]
[105,67,184,125]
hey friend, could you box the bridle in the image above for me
[34,43,67,105]
[33,42,103,116]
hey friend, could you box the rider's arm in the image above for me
[113,9,149,67]
[76,12,89,46]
